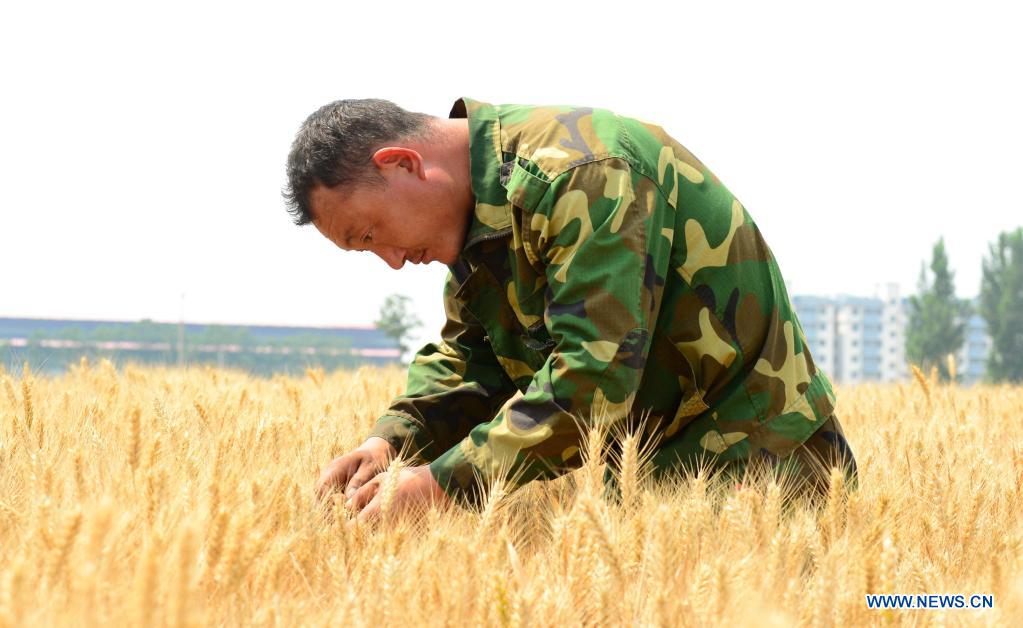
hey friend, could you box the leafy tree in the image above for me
[980,227,1023,383]
[375,294,422,359]
[906,238,970,381]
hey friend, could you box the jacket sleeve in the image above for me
[429,160,675,505]
[368,270,517,462]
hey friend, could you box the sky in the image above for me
[2,0,1021,352]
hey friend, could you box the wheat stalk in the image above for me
[478,477,509,537]
[0,559,25,627]
[128,406,142,474]
[20,378,34,436]
[73,450,86,499]
[910,364,931,402]
[2,376,17,409]
[205,510,229,580]
[823,466,848,545]
[173,525,197,628]
[378,456,403,522]
[45,509,82,590]
[137,538,160,628]
[618,432,640,510]
[578,492,624,585]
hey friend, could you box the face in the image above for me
[309,151,473,269]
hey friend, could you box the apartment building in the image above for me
[880,284,909,382]
[958,306,991,384]
[790,295,838,378]
[791,283,985,384]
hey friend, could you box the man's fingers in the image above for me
[356,491,382,524]
[347,475,380,512]
[315,456,357,500]
[345,462,381,500]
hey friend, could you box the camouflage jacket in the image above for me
[369,98,837,506]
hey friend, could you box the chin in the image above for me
[433,249,455,266]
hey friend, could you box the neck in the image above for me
[430,117,475,215]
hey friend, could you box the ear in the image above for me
[371,147,426,180]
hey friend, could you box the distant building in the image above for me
[794,291,896,384]
[792,284,988,384]
[789,295,838,377]
[0,317,401,376]
[958,304,991,384]
[836,295,886,384]
[879,284,909,383]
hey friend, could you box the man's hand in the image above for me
[346,464,451,523]
[315,436,397,502]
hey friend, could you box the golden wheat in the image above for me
[0,362,1020,625]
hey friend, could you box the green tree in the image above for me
[375,294,422,359]
[905,238,970,381]
[980,227,1023,383]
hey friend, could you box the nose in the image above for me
[374,245,406,270]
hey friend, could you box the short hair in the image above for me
[283,99,432,225]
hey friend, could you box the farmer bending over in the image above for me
[284,98,858,522]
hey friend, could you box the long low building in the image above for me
[0,317,401,375]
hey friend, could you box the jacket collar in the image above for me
[449,98,512,253]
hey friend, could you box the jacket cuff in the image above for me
[428,441,486,509]
[367,414,432,463]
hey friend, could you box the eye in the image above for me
[362,230,373,245]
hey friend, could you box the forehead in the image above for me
[309,184,348,219]
[309,185,357,243]
[309,182,382,220]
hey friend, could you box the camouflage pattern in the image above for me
[369,98,851,506]
[647,413,858,498]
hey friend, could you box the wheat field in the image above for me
[0,359,1020,627]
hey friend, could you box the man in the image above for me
[286,98,857,522]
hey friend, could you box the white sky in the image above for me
[2,0,1021,352]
